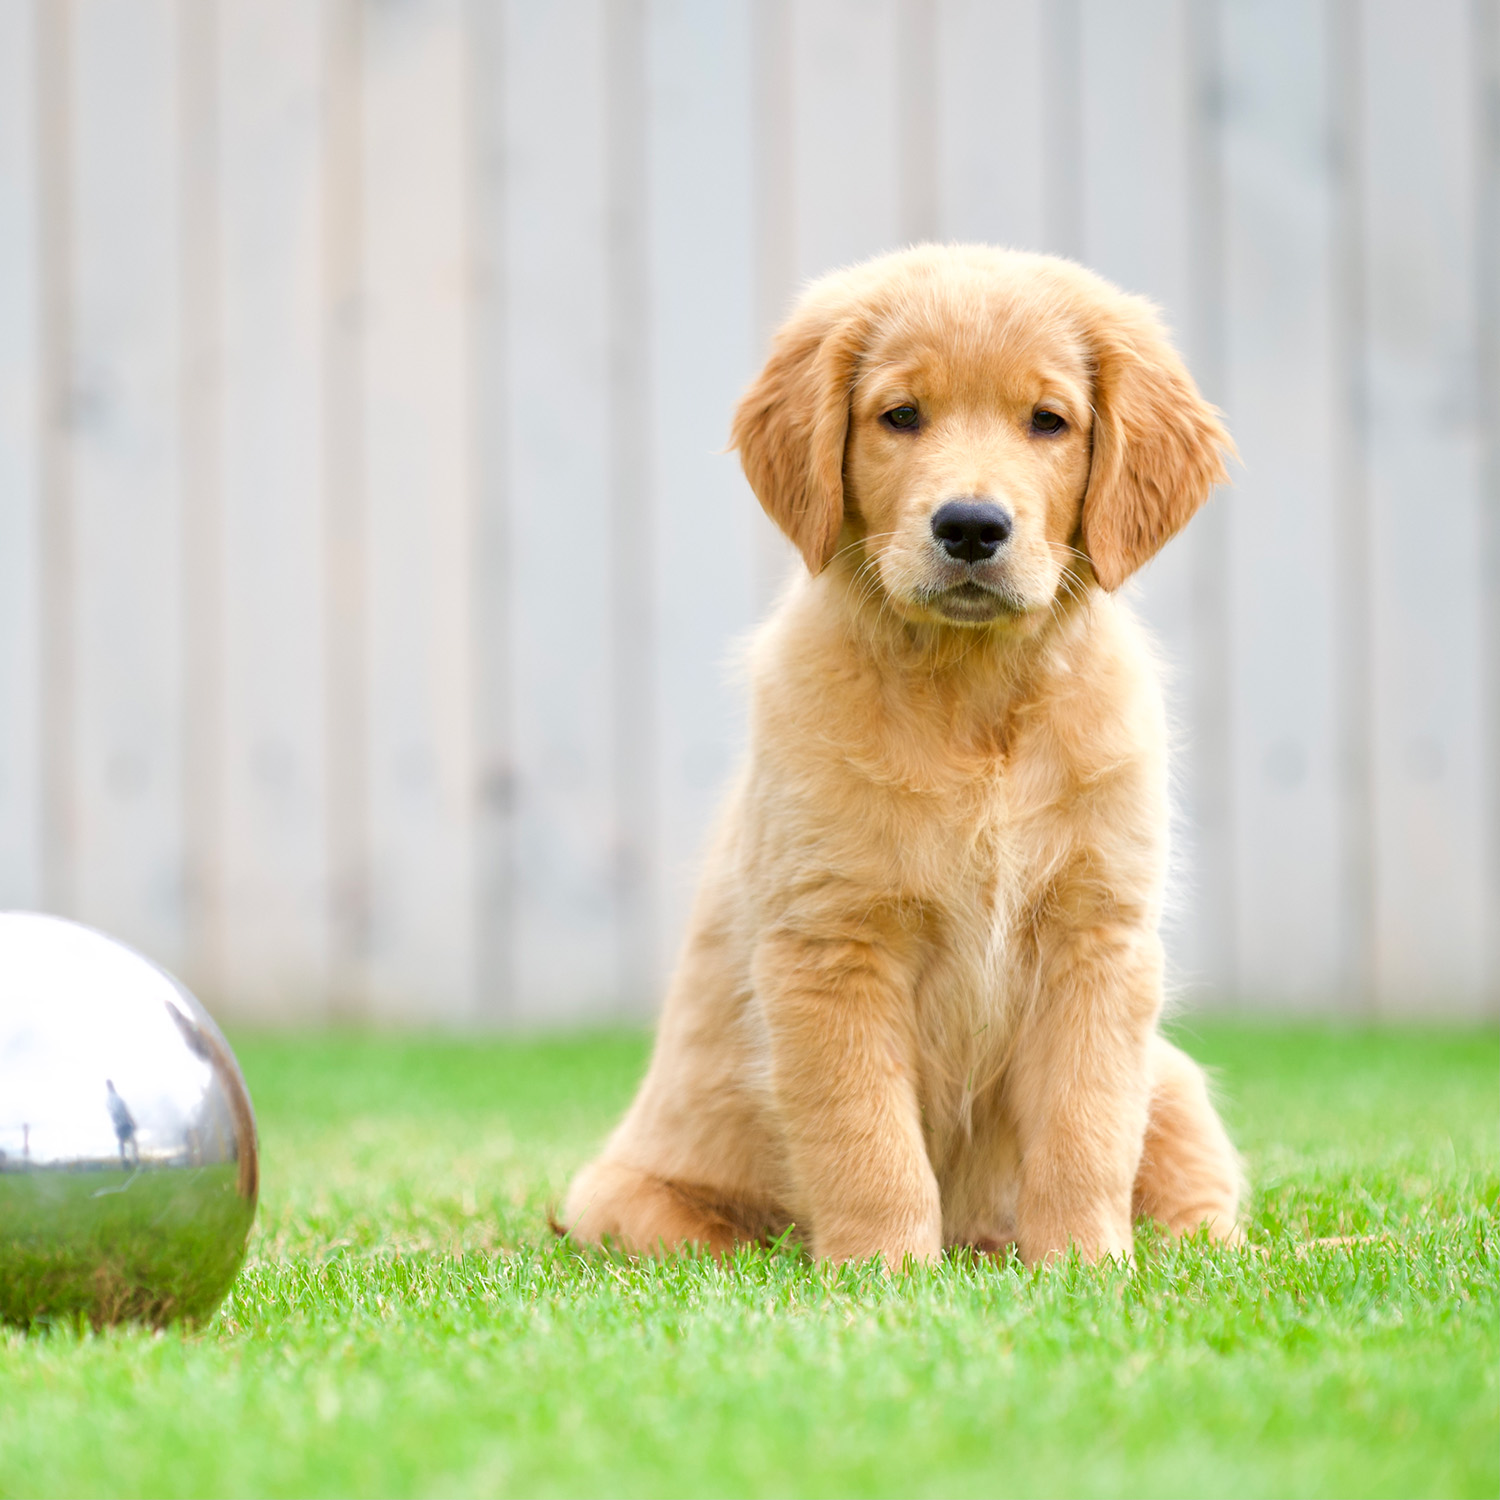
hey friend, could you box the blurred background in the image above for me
[0,0,1494,1026]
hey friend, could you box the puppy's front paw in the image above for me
[812,1216,942,1268]
[1017,1209,1134,1268]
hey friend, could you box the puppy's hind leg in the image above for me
[558,1158,752,1258]
[1132,1035,1244,1243]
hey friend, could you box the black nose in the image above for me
[930,500,1013,562]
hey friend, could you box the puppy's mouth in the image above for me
[920,579,1026,624]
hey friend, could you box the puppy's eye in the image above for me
[1030,408,1066,435]
[883,404,920,431]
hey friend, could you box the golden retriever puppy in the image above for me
[563,244,1243,1266]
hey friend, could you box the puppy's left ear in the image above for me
[730,291,867,575]
[1079,294,1232,591]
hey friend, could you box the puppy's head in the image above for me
[731,246,1230,631]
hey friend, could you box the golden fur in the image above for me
[562,244,1243,1266]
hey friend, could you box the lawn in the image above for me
[0,1021,1495,1499]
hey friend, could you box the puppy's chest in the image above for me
[903,766,1055,977]
[845,701,1076,978]
[897,786,1056,1120]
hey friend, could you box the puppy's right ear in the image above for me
[730,301,865,575]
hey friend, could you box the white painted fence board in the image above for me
[646,0,762,996]
[934,0,1046,249]
[746,0,802,614]
[504,0,620,1022]
[469,0,512,1021]
[1219,0,1345,1005]
[606,0,656,1014]
[178,0,222,996]
[1174,0,1241,1006]
[321,0,367,1011]
[68,0,186,969]
[216,0,330,1017]
[0,0,42,910]
[1078,0,1193,341]
[792,0,902,280]
[1075,0,1224,994]
[1039,0,1083,257]
[1361,0,1489,1011]
[361,0,476,1021]
[1480,0,1500,1008]
[895,0,937,243]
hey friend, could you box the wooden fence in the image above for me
[0,0,1495,1023]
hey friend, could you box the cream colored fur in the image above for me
[562,245,1243,1266]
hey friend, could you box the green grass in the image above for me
[1,1022,1495,1499]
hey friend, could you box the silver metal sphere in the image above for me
[0,913,258,1328]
